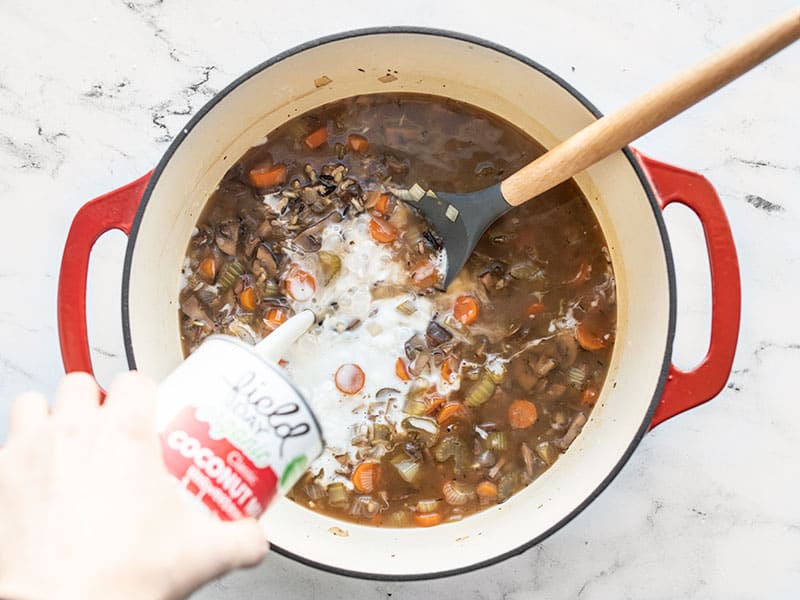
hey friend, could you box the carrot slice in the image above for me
[395,357,410,381]
[351,462,380,493]
[347,133,369,153]
[423,394,446,415]
[248,163,287,188]
[265,307,288,326]
[365,191,394,216]
[198,257,216,283]
[582,386,599,405]
[526,302,546,317]
[304,126,328,149]
[453,295,479,325]
[335,363,365,395]
[365,190,382,209]
[508,399,538,429]
[238,287,257,312]
[369,217,399,243]
[437,402,469,425]
[440,359,453,383]
[374,193,392,215]
[412,511,443,527]
[476,480,498,500]
[410,259,438,288]
[576,321,609,351]
[284,266,316,301]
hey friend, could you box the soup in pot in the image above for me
[178,93,616,527]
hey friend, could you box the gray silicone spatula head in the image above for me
[392,183,511,288]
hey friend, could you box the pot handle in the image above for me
[634,151,741,429]
[57,174,152,376]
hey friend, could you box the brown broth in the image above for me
[179,93,616,528]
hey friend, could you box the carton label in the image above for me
[160,406,278,520]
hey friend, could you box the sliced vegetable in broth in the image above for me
[179,93,616,527]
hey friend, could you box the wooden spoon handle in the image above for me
[500,8,800,206]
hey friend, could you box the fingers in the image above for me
[51,372,101,428]
[202,518,269,573]
[8,391,49,440]
[103,371,158,438]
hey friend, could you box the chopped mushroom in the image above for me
[555,330,579,367]
[255,245,279,279]
[533,355,557,377]
[408,350,431,376]
[425,321,453,347]
[243,232,260,257]
[256,219,273,240]
[511,354,538,392]
[404,333,427,361]
[555,413,588,450]
[180,294,211,325]
[215,220,239,255]
[520,442,535,479]
[293,230,322,252]
[545,383,568,400]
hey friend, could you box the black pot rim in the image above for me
[121,25,677,582]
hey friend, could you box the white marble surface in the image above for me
[1,0,798,597]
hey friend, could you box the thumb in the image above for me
[202,518,270,572]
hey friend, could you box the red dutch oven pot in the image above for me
[57,29,740,580]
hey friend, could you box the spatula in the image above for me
[393,8,800,287]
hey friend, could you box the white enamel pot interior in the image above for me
[122,29,674,579]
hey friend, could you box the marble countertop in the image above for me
[1,0,798,597]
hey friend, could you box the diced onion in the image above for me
[390,454,421,483]
[349,496,381,518]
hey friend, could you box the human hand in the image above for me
[0,372,268,600]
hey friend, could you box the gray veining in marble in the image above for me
[1,0,798,598]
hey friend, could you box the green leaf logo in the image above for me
[280,455,308,487]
